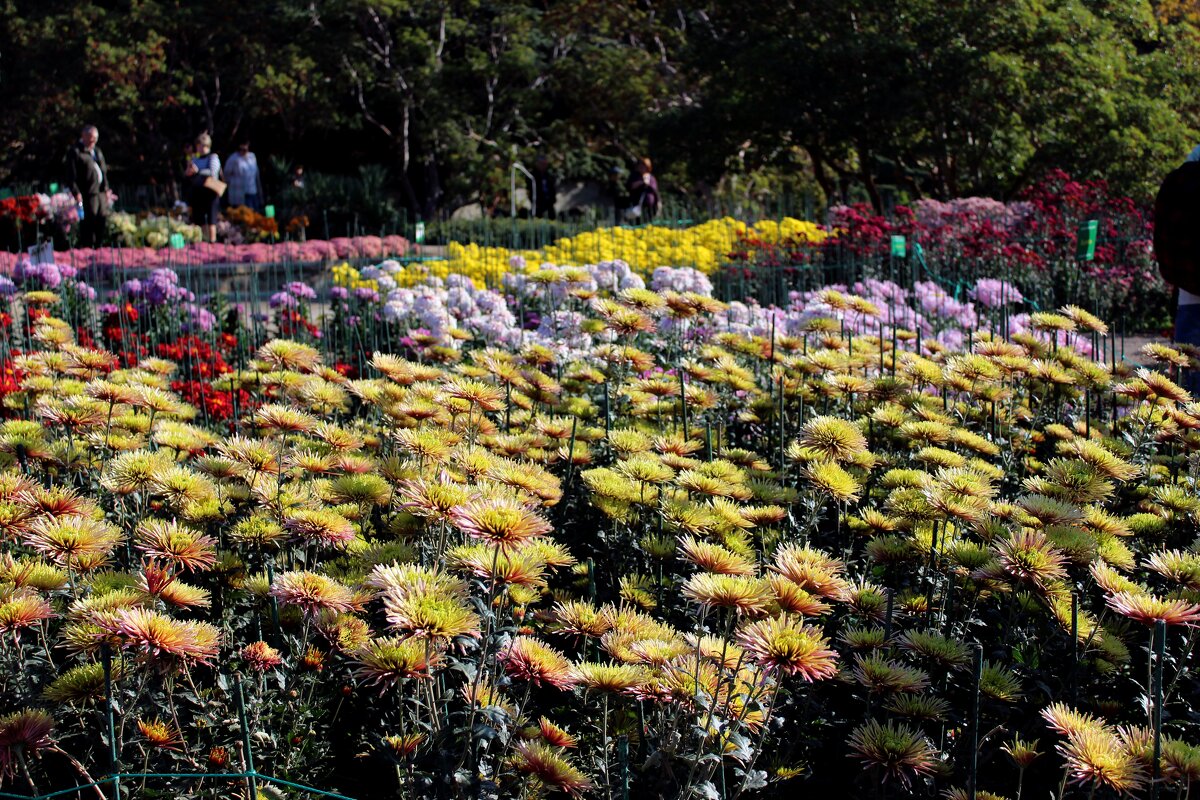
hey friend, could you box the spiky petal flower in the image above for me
[448,497,553,551]
[1105,591,1200,627]
[137,718,182,750]
[736,617,838,680]
[270,571,358,618]
[511,741,593,797]
[498,636,576,689]
[847,719,938,788]
[135,520,218,572]
[352,637,440,689]
[0,593,54,643]
[240,641,284,672]
[992,530,1068,592]
[101,608,220,665]
[682,573,772,615]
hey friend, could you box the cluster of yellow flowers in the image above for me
[425,218,828,288]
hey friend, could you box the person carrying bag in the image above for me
[185,132,223,243]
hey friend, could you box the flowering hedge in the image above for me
[0,235,410,271]
[0,252,1196,799]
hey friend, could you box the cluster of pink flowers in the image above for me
[0,235,409,270]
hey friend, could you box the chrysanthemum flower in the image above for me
[448,496,552,551]
[853,653,930,695]
[536,717,578,748]
[442,376,506,412]
[551,601,612,640]
[847,719,938,787]
[24,515,121,567]
[137,718,181,750]
[283,508,356,547]
[511,741,593,796]
[1105,591,1200,627]
[1058,727,1146,793]
[43,661,126,703]
[736,617,838,680]
[383,591,481,642]
[679,536,756,575]
[992,530,1068,592]
[682,573,772,615]
[240,641,284,672]
[498,636,576,689]
[353,637,439,688]
[570,661,649,694]
[381,733,426,760]
[770,544,850,601]
[271,571,358,617]
[768,575,833,617]
[0,593,54,643]
[135,520,217,572]
[897,631,970,669]
[796,416,868,463]
[256,339,321,372]
[102,608,220,664]
[804,460,862,503]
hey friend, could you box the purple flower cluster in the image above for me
[381,277,521,350]
[12,260,97,301]
[650,266,713,296]
[121,268,214,332]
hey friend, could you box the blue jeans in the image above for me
[1175,301,1200,395]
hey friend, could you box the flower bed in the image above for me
[0,251,1196,799]
[0,235,410,271]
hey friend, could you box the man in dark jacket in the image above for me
[65,125,111,247]
[530,155,557,219]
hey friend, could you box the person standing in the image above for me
[65,125,111,248]
[530,154,557,219]
[224,138,263,211]
[1159,146,1200,392]
[185,133,222,243]
[626,157,660,221]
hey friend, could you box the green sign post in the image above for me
[890,235,907,258]
[1076,220,1098,262]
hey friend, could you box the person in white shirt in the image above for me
[225,138,263,211]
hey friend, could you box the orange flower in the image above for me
[498,636,576,690]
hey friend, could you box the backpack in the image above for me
[1155,160,1200,295]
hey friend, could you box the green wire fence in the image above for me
[0,647,359,800]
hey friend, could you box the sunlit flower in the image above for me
[271,571,358,617]
[448,496,552,551]
[353,637,440,688]
[498,636,576,689]
[736,617,838,680]
[511,741,593,796]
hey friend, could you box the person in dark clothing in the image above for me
[185,132,222,243]
[530,155,557,219]
[606,166,627,224]
[626,157,660,221]
[65,125,112,248]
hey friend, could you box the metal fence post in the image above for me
[234,673,258,800]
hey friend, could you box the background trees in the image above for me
[1,0,1198,214]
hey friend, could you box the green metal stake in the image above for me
[102,643,120,800]
[969,644,983,800]
[617,735,630,800]
[234,673,258,800]
[1152,619,1166,800]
